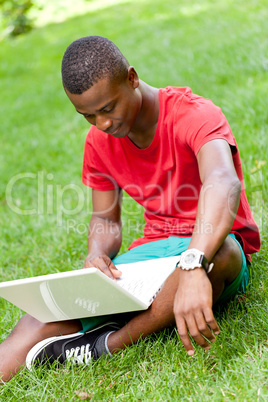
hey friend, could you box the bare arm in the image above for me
[174,139,241,354]
[189,139,241,258]
[83,188,123,279]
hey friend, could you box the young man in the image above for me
[0,36,260,382]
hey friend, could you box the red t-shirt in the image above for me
[82,86,260,256]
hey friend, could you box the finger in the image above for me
[175,316,195,356]
[203,307,220,335]
[84,257,115,280]
[185,314,212,351]
[83,259,95,269]
[108,261,122,278]
[95,258,115,279]
[193,312,215,348]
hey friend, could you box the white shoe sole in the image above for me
[26,332,82,370]
[26,321,119,370]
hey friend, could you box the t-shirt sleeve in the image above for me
[82,128,118,190]
[181,97,236,155]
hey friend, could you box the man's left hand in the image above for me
[173,267,220,355]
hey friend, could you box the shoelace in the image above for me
[65,344,92,365]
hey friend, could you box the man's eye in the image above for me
[103,106,115,113]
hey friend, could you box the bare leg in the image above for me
[0,316,82,382]
[0,237,242,382]
[107,236,242,352]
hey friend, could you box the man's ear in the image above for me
[127,66,139,89]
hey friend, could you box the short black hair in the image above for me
[61,36,129,94]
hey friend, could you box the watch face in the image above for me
[184,252,196,265]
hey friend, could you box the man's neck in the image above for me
[128,81,159,149]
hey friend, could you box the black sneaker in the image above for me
[26,322,120,370]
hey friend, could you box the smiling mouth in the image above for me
[107,126,121,135]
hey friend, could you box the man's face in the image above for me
[65,69,142,138]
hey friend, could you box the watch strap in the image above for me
[176,249,214,273]
[200,254,214,273]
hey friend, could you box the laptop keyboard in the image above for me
[117,276,162,301]
[114,256,179,305]
[117,278,145,298]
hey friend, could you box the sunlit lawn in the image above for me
[0,0,268,400]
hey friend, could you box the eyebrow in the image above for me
[76,100,114,116]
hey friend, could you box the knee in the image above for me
[17,315,82,340]
[18,314,67,336]
[210,236,243,283]
[213,237,242,267]
[16,314,48,337]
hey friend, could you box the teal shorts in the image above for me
[80,234,249,333]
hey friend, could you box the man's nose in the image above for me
[96,115,112,132]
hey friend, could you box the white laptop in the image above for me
[0,256,179,323]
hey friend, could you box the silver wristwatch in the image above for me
[176,248,214,273]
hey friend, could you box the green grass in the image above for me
[0,0,268,400]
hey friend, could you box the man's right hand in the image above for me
[83,254,122,280]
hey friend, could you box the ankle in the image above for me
[106,330,124,354]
